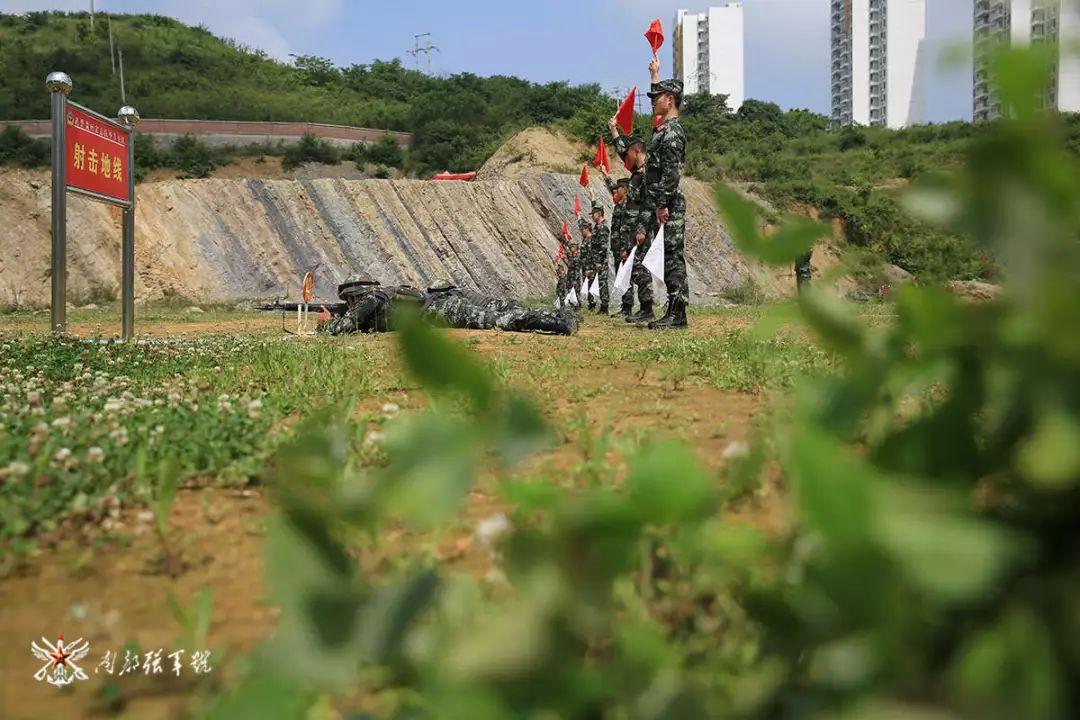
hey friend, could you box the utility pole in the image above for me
[90,0,95,30]
[108,16,116,74]
[408,33,439,75]
[118,48,126,104]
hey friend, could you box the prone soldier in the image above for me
[320,277,579,336]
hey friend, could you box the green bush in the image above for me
[0,125,49,167]
[168,134,220,178]
[282,133,339,170]
[356,133,404,168]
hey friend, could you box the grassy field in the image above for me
[0,303,837,718]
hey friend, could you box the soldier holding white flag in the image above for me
[607,123,655,323]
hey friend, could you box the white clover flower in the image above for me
[381,402,400,417]
[87,447,105,463]
[51,416,71,430]
[54,447,72,462]
[104,398,124,413]
[27,390,41,407]
[364,430,385,447]
[5,461,30,478]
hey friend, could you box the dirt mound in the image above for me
[476,127,588,180]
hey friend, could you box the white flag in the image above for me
[565,288,578,306]
[613,246,636,295]
[580,277,589,300]
[589,274,601,299]
[554,296,562,310]
[642,225,666,284]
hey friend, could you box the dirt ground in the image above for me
[0,310,786,719]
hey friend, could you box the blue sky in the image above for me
[3,0,976,121]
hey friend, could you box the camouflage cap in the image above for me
[578,218,593,232]
[647,78,683,101]
[591,204,605,217]
[426,277,458,293]
[624,132,646,150]
[338,276,380,300]
[615,177,630,189]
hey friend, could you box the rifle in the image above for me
[258,300,349,316]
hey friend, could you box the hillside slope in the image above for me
[1,167,774,308]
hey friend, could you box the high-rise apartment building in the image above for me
[974,0,1080,120]
[830,0,927,129]
[673,5,745,111]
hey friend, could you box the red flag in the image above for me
[579,164,589,188]
[561,220,573,244]
[593,138,611,174]
[645,19,664,54]
[616,87,636,136]
[573,194,582,216]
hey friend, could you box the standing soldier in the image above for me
[609,121,654,323]
[603,176,633,317]
[795,250,813,291]
[566,229,583,307]
[589,204,611,315]
[579,219,597,311]
[642,59,689,330]
[554,228,571,306]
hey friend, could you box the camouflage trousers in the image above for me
[647,195,688,304]
[595,261,610,308]
[424,293,576,334]
[630,239,654,307]
[555,274,568,305]
[795,251,813,291]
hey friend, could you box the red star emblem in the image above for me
[50,634,70,667]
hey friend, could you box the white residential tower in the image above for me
[830,0,927,129]
[974,0,1080,121]
[673,5,745,111]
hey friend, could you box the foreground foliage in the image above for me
[200,49,1080,719]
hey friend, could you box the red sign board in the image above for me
[65,104,130,204]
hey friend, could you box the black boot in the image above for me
[627,301,654,323]
[598,303,609,315]
[648,298,688,330]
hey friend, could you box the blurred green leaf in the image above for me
[396,308,496,413]
[627,442,715,524]
[1016,408,1080,490]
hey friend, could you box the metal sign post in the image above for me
[46,71,139,340]
[47,72,70,334]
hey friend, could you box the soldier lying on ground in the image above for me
[318,276,579,336]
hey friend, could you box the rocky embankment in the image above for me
[0,129,776,307]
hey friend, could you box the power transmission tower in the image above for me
[408,33,440,75]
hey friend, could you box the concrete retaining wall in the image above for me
[6,119,412,150]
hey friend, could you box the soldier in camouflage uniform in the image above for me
[643,70,689,330]
[554,231,571,306]
[320,278,578,335]
[795,250,813,291]
[589,204,611,315]
[602,175,634,317]
[424,280,578,334]
[319,277,424,335]
[609,123,654,323]
[565,236,583,306]
[579,219,598,310]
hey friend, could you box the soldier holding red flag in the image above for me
[642,45,690,329]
